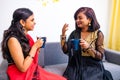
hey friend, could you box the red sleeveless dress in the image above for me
[7,34,67,80]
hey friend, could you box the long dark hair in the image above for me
[1,8,33,60]
[74,7,100,32]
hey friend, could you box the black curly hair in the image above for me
[1,8,33,62]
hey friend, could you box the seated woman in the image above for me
[60,7,113,80]
[1,8,66,80]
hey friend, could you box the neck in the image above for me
[81,27,88,32]
[24,30,28,35]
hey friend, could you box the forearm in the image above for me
[84,31,104,60]
[20,46,38,72]
[8,37,40,72]
[85,47,103,60]
[60,35,68,53]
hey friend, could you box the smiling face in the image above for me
[20,14,36,33]
[75,12,91,29]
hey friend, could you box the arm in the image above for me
[8,37,43,72]
[60,35,68,53]
[60,23,69,54]
[85,31,104,60]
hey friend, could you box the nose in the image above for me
[76,18,80,22]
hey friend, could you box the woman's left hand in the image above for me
[80,39,89,49]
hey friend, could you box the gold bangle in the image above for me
[60,35,66,47]
[28,54,34,59]
[60,35,66,40]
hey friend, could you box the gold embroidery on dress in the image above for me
[82,30,98,56]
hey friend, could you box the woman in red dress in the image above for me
[1,8,67,80]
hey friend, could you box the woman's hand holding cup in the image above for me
[34,38,44,49]
[80,39,89,49]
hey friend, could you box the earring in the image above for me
[22,27,25,31]
[89,23,91,26]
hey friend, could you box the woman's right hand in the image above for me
[33,38,44,49]
[62,23,69,36]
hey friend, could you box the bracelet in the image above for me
[60,35,66,47]
[60,35,66,40]
[28,54,34,59]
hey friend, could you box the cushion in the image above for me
[103,61,120,80]
[0,60,9,80]
[44,63,67,75]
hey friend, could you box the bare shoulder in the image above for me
[8,37,17,41]
[8,37,20,47]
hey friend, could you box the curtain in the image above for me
[107,0,120,51]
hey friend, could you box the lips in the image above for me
[31,25,34,30]
[77,22,82,26]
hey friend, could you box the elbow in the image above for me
[62,47,68,54]
[18,67,28,72]
[20,68,28,72]
[94,55,103,61]
[63,50,68,54]
[62,48,68,54]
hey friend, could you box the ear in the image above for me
[20,19,25,27]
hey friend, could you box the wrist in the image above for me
[60,35,66,40]
[28,54,34,59]
[32,45,38,50]
[60,35,66,47]
[83,46,91,52]
[61,34,66,37]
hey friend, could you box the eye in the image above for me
[31,18,34,21]
[76,16,82,20]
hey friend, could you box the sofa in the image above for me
[0,42,120,80]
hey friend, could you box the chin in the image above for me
[31,29,34,31]
[29,29,34,31]
[78,26,82,28]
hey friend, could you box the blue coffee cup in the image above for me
[40,37,46,48]
[71,39,80,50]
